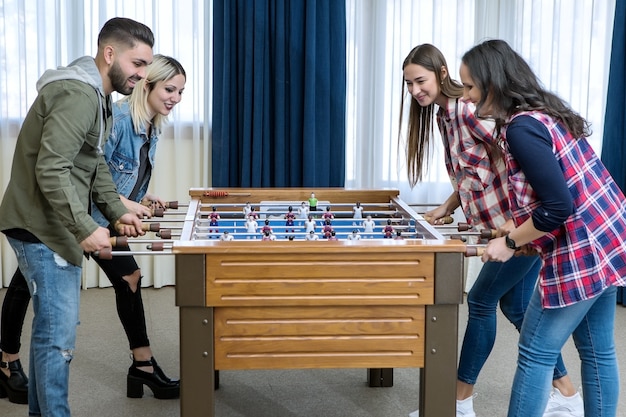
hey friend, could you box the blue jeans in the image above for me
[458,255,568,384]
[508,285,618,417]
[7,237,81,417]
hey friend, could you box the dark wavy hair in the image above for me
[398,44,464,187]
[461,39,590,139]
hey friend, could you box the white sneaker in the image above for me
[543,388,584,417]
[408,394,477,417]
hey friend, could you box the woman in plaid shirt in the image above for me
[400,44,580,417]
[461,39,626,417]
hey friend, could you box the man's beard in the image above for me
[109,60,134,95]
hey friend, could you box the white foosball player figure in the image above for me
[347,229,361,240]
[305,230,319,241]
[242,202,252,217]
[305,215,316,233]
[353,202,364,219]
[219,231,234,241]
[362,215,375,233]
[245,217,258,238]
[298,201,309,219]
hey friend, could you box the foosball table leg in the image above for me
[367,368,394,387]
[177,254,215,417]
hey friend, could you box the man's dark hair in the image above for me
[98,17,154,50]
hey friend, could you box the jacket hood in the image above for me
[36,56,108,155]
[36,56,105,96]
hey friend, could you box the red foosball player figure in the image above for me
[261,219,272,236]
[262,230,276,241]
[209,218,219,235]
[327,230,339,241]
[322,219,334,238]
[322,206,334,221]
[247,207,259,221]
[285,206,296,233]
[383,219,394,238]
[209,206,220,222]
[394,230,404,240]
[208,206,220,235]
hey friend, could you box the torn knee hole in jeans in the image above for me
[60,349,74,362]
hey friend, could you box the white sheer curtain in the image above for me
[0,0,617,288]
[345,0,616,200]
[0,0,209,288]
[345,0,476,206]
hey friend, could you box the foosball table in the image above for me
[166,188,469,417]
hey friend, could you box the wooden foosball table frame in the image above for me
[174,188,467,416]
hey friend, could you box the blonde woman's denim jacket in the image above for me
[91,100,159,227]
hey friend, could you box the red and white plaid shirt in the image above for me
[437,98,508,231]
[504,111,626,308]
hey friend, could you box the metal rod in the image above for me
[441,230,496,240]
[119,238,177,245]
[93,248,174,260]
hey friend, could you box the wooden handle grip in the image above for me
[465,246,486,257]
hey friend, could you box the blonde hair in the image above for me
[120,54,186,134]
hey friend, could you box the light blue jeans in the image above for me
[8,237,81,417]
[508,285,618,417]
[458,255,571,383]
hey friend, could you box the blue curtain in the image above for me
[600,1,626,305]
[212,0,346,187]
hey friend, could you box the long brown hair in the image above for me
[399,44,463,188]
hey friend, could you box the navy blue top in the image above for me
[505,115,574,231]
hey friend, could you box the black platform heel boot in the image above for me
[0,357,28,404]
[127,357,180,399]
[149,356,180,384]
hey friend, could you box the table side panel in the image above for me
[214,305,425,370]
[204,251,435,307]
